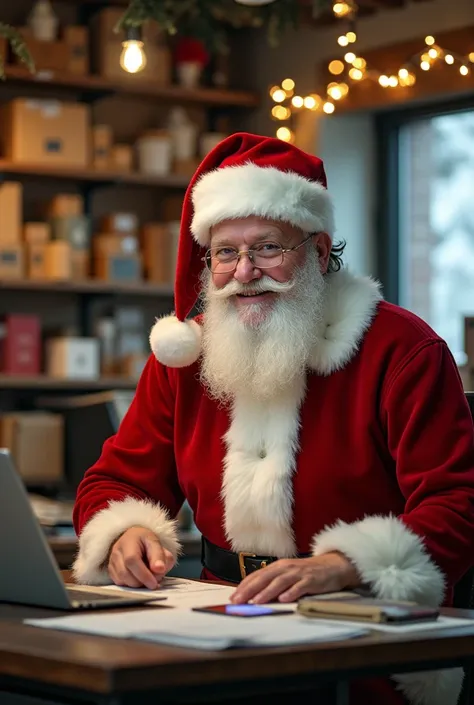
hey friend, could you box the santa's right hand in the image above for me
[108,526,175,590]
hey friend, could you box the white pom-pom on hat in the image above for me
[149,315,202,368]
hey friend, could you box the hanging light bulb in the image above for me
[276,127,294,143]
[460,65,470,76]
[329,60,345,75]
[445,54,454,65]
[120,26,147,74]
[323,101,335,114]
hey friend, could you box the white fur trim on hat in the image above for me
[150,315,202,368]
[191,163,335,246]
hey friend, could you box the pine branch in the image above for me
[0,23,34,78]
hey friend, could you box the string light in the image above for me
[271,9,473,139]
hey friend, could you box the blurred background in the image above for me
[0,0,472,576]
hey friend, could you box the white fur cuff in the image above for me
[72,497,181,585]
[312,514,445,606]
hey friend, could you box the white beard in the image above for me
[199,248,326,402]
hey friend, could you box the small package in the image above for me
[45,337,100,379]
[0,244,24,279]
[0,314,41,375]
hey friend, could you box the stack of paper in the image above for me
[26,608,368,650]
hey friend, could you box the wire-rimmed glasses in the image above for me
[203,234,315,274]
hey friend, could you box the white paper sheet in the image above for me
[316,615,474,634]
[69,577,236,609]
[25,608,368,650]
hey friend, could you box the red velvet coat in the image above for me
[73,272,474,705]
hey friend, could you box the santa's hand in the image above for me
[108,526,175,590]
[230,552,359,605]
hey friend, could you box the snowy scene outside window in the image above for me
[398,110,474,364]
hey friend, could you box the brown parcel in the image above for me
[0,412,64,484]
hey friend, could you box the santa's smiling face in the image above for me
[199,216,332,402]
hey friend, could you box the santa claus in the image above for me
[73,132,474,705]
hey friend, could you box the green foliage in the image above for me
[117,0,308,54]
[0,23,34,78]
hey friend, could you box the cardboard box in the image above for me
[0,244,24,278]
[23,222,50,245]
[94,253,141,281]
[0,314,41,375]
[0,37,7,65]
[93,233,139,258]
[50,215,91,250]
[101,212,139,235]
[27,242,47,278]
[63,25,89,75]
[45,337,100,379]
[0,412,64,484]
[45,241,71,279]
[0,182,22,244]
[111,144,133,171]
[14,34,69,72]
[91,8,171,83]
[48,194,84,217]
[141,223,172,283]
[1,99,90,167]
[91,124,113,169]
[71,250,89,279]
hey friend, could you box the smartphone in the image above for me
[193,604,294,618]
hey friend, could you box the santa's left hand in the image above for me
[230,552,359,605]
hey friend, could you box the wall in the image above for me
[238,0,474,278]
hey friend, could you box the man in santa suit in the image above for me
[73,133,474,705]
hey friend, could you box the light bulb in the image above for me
[388,75,398,87]
[303,96,317,109]
[338,35,349,47]
[460,65,470,76]
[276,127,294,142]
[120,28,147,74]
[378,75,390,88]
[352,57,366,69]
[281,78,295,91]
[428,48,438,59]
[398,68,409,79]
[323,101,335,114]
[420,61,430,71]
[271,89,286,103]
[329,60,345,75]
[346,31,357,43]
[344,52,356,64]
[291,95,304,108]
[469,53,474,63]
[425,35,435,45]
[445,54,454,64]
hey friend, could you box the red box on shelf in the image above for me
[0,315,41,375]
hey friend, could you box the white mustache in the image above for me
[210,275,295,300]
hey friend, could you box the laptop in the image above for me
[0,449,161,610]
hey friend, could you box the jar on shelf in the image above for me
[136,130,173,176]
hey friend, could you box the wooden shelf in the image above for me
[0,159,191,189]
[4,65,260,108]
[0,374,138,390]
[0,278,174,297]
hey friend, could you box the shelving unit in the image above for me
[0,278,175,296]
[0,159,191,188]
[4,64,260,108]
[0,374,138,390]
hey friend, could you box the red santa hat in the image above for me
[150,131,334,368]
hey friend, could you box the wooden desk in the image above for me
[0,604,473,705]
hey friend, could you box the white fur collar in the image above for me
[308,270,382,375]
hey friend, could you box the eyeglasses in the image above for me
[203,234,315,274]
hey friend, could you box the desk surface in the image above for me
[0,603,473,702]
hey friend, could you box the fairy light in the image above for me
[269,12,473,126]
[271,88,286,102]
[329,60,345,74]
[281,78,295,91]
[276,126,294,142]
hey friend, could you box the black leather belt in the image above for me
[201,537,309,584]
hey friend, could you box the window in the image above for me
[377,100,474,364]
